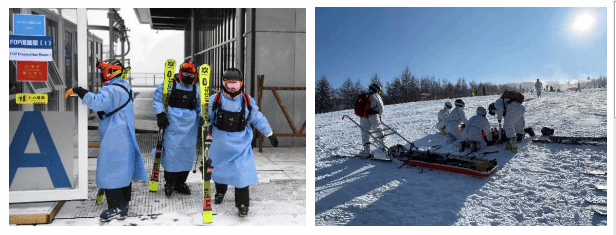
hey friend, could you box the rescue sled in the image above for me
[342,115,499,177]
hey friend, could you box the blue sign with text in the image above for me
[9,35,53,49]
[13,14,46,36]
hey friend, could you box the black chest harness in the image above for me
[168,80,198,110]
[213,92,252,132]
[97,83,133,120]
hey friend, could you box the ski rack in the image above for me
[341,115,416,152]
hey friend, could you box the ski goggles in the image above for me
[224,80,243,90]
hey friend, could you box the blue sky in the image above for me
[315,7,607,89]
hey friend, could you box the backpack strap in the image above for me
[242,93,252,120]
[98,83,133,120]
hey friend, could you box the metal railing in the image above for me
[127,73,163,87]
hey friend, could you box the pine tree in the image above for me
[315,76,334,114]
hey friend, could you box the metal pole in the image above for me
[236,8,244,72]
[190,9,195,61]
[108,8,114,59]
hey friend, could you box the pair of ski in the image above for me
[145,59,213,224]
[531,136,607,145]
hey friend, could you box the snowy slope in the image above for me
[315,88,607,226]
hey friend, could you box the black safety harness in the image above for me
[213,92,252,132]
[167,80,198,110]
[97,83,133,120]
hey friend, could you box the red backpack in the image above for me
[354,93,372,118]
[501,91,524,104]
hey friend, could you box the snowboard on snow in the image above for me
[149,59,176,192]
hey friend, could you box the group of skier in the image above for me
[435,94,526,152]
[355,82,527,157]
[64,59,278,222]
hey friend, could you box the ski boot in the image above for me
[214,193,225,204]
[238,204,249,217]
[458,141,467,152]
[174,183,191,195]
[516,134,525,143]
[439,129,447,135]
[100,205,127,222]
[164,184,173,197]
[469,142,480,152]
[505,138,518,153]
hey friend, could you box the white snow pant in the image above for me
[435,120,447,132]
[446,121,463,141]
[503,104,525,139]
[360,115,385,154]
[462,126,487,149]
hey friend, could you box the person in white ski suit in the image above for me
[535,79,542,97]
[461,107,494,150]
[435,101,452,134]
[446,99,468,143]
[359,84,385,157]
[489,96,526,148]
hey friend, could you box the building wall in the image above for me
[246,8,306,147]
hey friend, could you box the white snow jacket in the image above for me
[493,97,523,121]
[435,107,450,130]
[463,114,493,142]
[447,107,468,126]
[369,93,384,115]
[535,81,542,90]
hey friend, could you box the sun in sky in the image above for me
[572,11,595,33]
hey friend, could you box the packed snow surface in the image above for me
[315,89,607,226]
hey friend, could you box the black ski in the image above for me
[333,155,392,162]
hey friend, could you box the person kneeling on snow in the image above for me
[460,107,494,152]
[209,68,278,217]
[446,99,468,143]
[152,60,201,197]
[359,83,386,157]
[64,59,148,222]
[488,97,526,152]
[435,101,452,135]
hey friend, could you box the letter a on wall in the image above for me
[9,111,73,190]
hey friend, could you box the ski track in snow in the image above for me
[315,88,607,226]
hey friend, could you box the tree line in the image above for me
[315,66,606,114]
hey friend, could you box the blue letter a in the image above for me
[9,111,71,188]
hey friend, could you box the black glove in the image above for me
[268,135,279,147]
[156,112,169,129]
[73,87,89,99]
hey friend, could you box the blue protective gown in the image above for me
[152,81,200,172]
[208,92,273,188]
[81,77,148,189]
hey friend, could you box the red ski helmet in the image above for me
[178,60,197,85]
[96,59,123,81]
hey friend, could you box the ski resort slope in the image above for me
[315,88,607,226]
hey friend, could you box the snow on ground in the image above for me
[315,88,607,226]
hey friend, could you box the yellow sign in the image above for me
[16,93,48,104]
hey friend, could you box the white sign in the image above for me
[9,48,53,61]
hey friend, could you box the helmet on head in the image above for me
[222,68,244,97]
[178,60,197,85]
[369,84,382,94]
[444,101,452,109]
[454,99,464,108]
[476,106,487,117]
[488,103,496,116]
[97,59,123,81]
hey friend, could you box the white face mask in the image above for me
[225,80,242,92]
